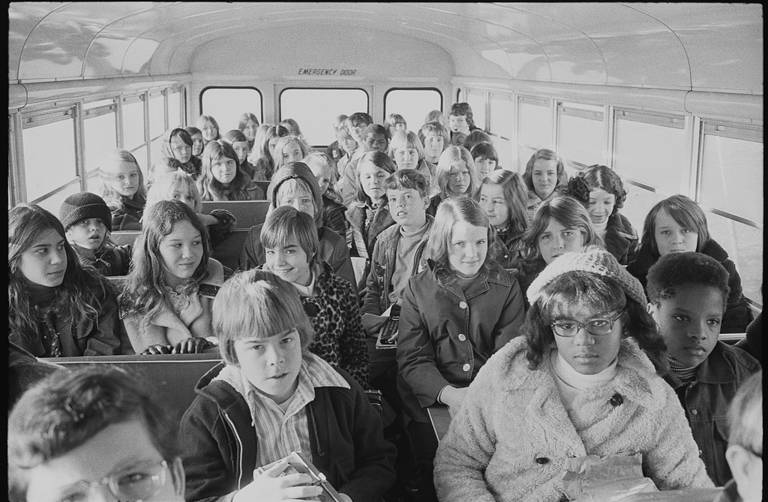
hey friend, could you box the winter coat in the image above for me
[664,342,759,486]
[71,241,131,277]
[321,192,347,238]
[492,226,525,270]
[120,259,224,353]
[603,212,639,266]
[180,358,396,502]
[301,262,370,389]
[109,194,145,230]
[345,199,395,259]
[361,216,433,316]
[627,239,753,333]
[396,261,526,423]
[434,337,714,502]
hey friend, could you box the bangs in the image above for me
[664,204,704,234]
[539,272,626,323]
[276,179,313,199]
[261,221,298,251]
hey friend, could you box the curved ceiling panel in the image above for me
[8,2,763,95]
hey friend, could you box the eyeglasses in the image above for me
[551,310,625,338]
[54,459,169,502]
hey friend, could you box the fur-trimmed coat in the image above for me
[434,337,713,502]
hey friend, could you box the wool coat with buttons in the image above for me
[434,336,714,502]
[396,260,525,423]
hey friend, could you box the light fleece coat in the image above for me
[434,336,713,502]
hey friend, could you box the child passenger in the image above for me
[390,129,435,193]
[196,114,221,146]
[222,129,257,180]
[470,141,499,179]
[119,200,224,355]
[185,125,205,160]
[628,194,753,333]
[433,248,713,501]
[447,102,480,145]
[426,145,478,217]
[523,148,569,218]
[100,149,147,230]
[273,134,312,172]
[476,169,529,269]
[419,120,450,166]
[387,113,408,136]
[161,127,201,179]
[326,114,349,162]
[180,269,396,502]
[565,164,638,265]
[261,206,370,389]
[397,197,525,500]
[337,113,375,206]
[197,139,265,201]
[237,111,260,151]
[59,192,131,276]
[251,124,289,181]
[9,204,129,357]
[239,161,356,288]
[647,251,759,486]
[8,366,186,502]
[305,151,347,237]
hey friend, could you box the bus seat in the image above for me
[201,200,270,230]
[254,180,270,196]
[210,229,249,271]
[39,353,222,424]
[719,333,746,345]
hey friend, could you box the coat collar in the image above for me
[666,342,745,387]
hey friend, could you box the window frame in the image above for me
[382,86,443,122]
[199,85,264,125]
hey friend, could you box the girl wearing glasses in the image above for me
[434,247,714,501]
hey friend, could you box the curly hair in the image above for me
[523,271,667,373]
[646,251,730,308]
[578,164,627,214]
[522,148,568,194]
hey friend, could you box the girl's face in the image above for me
[282,141,304,165]
[66,218,107,251]
[654,209,698,256]
[358,160,389,202]
[588,188,616,226]
[191,133,204,156]
[538,219,585,264]
[449,114,470,135]
[211,156,237,185]
[448,220,487,277]
[531,159,558,200]
[264,236,312,286]
[109,161,141,197]
[170,188,197,210]
[478,184,509,228]
[275,182,316,218]
[19,228,68,287]
[394,122,407,132]
[364,133,389,154]
[308,161,332,196]
[551,301,624,375]
[387,187,429,228]
[233,329,302,404]
[447,160,471,195]
[159,220,203,284]
[648,284,723,369]
[423,132,445,160]
[232,141,250,164]
[474,157,497,180]
[340,133,358,155]
[201,122,218,142]
[268,137,280,159]
[170,135,192,164]
[243,120,259,141]
[393,146,419,170]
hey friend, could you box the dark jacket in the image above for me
[10,275,132,357]
[321,192,347,238]
[628,239,753,333]
[396,261,526,423]
[362,216,433,316]
[736,312,762,365]
[345,200,395,259]
[603,212,639,266]
[426,193,444,218]
[664,342,759,486]
[492,226,525,270]
[109,194,145,230]
[180,362,396,502]
[239,222,356,289]
[515,256,547,307]
[71,241,131,277]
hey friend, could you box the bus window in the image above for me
[613,109,688,230]
[200,87,262,132]
[148,92,165,140]
[557,101,604,170]
[489,92,516,169]
[466,88,486,131]
[279,88,368,146]
[22,112,77,203]
[517,95,553,171]
[168,89,182,129]
[384,88,442,134]
[83,105,118,192]
[122,96,145,151]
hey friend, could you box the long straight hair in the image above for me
[425,196,493,272]
[99,150,147,207]
[197,140,252,200]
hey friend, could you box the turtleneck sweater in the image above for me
[551,350,618,416]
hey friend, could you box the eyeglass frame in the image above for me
[56,459,169,502]
[550,309,625,338]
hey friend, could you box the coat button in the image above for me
[458,334,467,341]
[535,457,550,464]
[691,409,698,415]
[462,363,471,372]
[459,301,468,309]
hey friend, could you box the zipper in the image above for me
[221,411,244,488]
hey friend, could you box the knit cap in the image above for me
[526,246,646,306]
[59,192,112,232]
